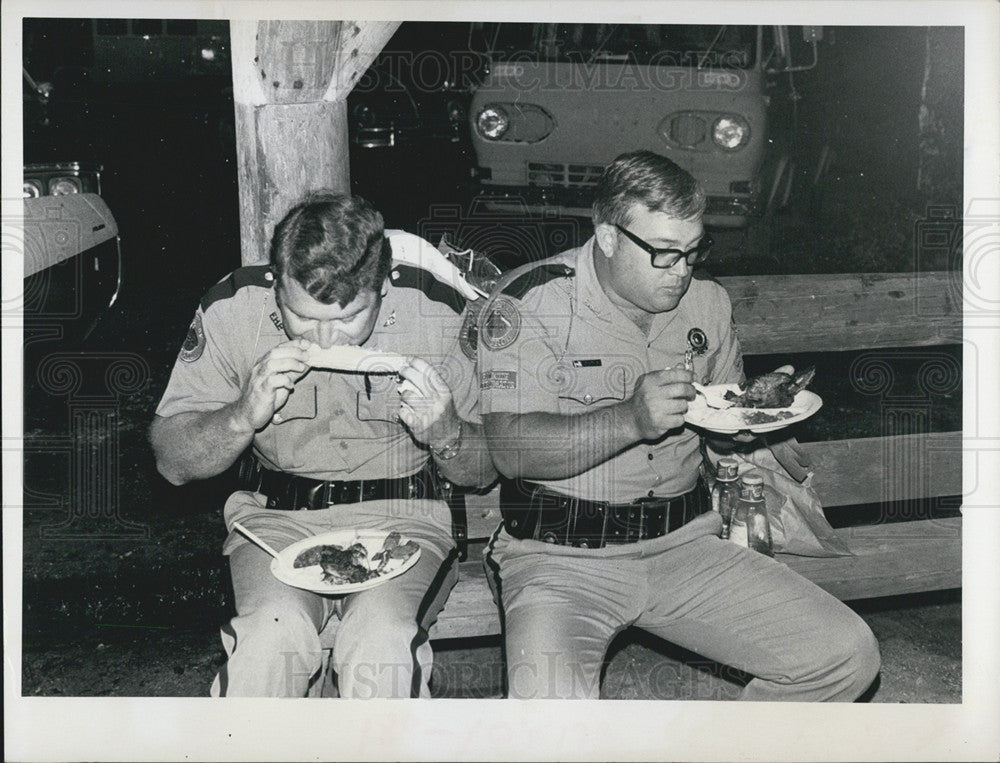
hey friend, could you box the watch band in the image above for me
[431,420,464,460]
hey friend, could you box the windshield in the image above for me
[485,23,756,69]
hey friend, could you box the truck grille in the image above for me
[528,162,604,187]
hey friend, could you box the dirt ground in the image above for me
[20,589,960,701]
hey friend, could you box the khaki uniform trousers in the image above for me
[210,491,457,698]
[487,512,880,700]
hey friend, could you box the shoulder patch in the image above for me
[500,263,575,300]
[390,264,465,314]
[179,312,206,362]
[459,308,480,360]
[480,295,521,351]
[200,265,274,312]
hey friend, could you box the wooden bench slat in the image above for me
[462,432,963,540]
[779,517,961,600]
[717,271,961,354]
[428,556,499,640]
[801,432,962,507]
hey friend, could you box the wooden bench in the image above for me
[418,270,963,641]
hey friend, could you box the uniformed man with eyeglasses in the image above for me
[479,150,880,700]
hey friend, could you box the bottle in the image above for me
[728,488,749,549]
[740,472,774,557]
[711,458,741,540]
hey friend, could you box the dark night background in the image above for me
[18,19,964,699]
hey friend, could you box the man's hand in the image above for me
[624,367,696,441]
[232,338,311,432]
[396,356,460,449]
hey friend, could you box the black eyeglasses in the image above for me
[614,224,713,269]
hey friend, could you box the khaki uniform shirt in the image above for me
[478,238,743,503]
[156,248,478,481]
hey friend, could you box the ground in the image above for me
[20,591,961,701]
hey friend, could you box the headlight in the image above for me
[23,179,44,198]
[476,105,509,140]
[712,116,750,150]
[49,176,83,195]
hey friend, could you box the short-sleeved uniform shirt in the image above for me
[156,236,478,482]
[478,238,743,504]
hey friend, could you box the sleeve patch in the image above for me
[179,312,206,362]
[481,370,517,390]
[481,296,521,351]
[459,309,479,360]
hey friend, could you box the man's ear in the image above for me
[594,223,618,258]
[381,277,391,297]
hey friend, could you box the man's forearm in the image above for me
[149,406,255,485]
[432,421,498,488]
[484,405,642,480]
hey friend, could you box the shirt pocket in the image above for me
[269,384,326,472]
[356,390,400,425]
[272,383,316,425]
[556,364,629,410]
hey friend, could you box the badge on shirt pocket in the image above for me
[272,384,316,425]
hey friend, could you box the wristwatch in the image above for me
[431,421,464,460]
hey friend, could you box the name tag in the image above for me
[481,370,518,390]
[571,359,602,368]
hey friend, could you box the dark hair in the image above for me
[592,150,706,226]
[269,191,391,306]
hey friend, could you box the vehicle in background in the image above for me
[468,23,823,228]
[22,165,123,344]
[22,66,123,343]
[348,22,485,149]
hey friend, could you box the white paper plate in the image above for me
[685,384,823,434]
[270,529,421,595]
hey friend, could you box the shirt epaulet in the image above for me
[390,263,466,314]
[499,263,576,301]
[691,267,722,286]
[200,265,274,312]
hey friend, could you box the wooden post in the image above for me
[230,19,401,265]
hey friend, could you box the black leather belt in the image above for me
[239,456,433,510]
[500,480,709,548]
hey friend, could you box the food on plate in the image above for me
[724,366,816,409]
[304,343,408,374]
[741,409,796,425]
[291,532,420,585]
[370,531,420,572]
[294,542,372,584]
